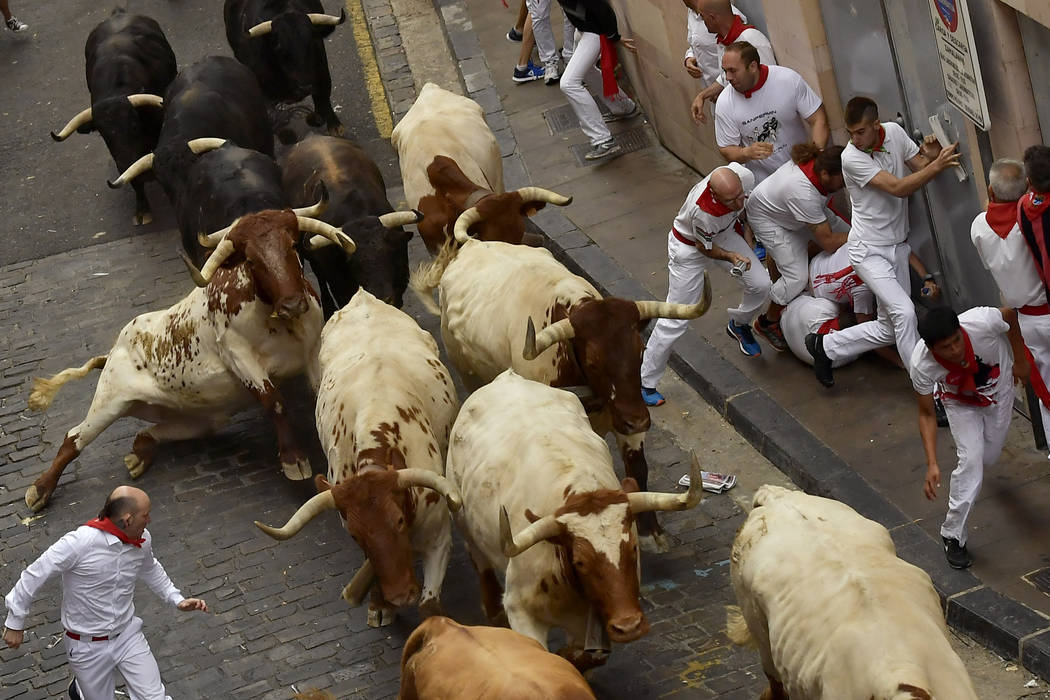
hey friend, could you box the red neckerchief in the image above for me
[697,186,732,216]
[798,158,828,195]
[717,15,756,45]
[598,36,619,98]
[84,518,144,547]
[740,64,768,99]
[1019,193,1050,288]
[985,201,1017,239]
[817,317,840,335]
[931,329,993,407]
[862,125,887,157]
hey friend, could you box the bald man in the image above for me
[4,486,207,700]
[641,161,770,406]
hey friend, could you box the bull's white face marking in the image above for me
[558,502,629,570]
[615,432,645,451]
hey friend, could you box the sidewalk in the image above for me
[414,0,1050,680]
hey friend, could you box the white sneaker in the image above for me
[5,17,28,32]
[583,139,622,161]
[543,61,560,85]
[680,471,737,493]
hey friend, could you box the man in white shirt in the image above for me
[970,157,1050,433]
[910,307,1028,569]
[4,486,208,700]
[682,1,744,86]
[713,42,828,185]
[689,0,774,125]
[747,143,845,349]
[640,162,770,406]
[806,96,960,388]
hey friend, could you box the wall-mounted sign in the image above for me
[928,0,991,130]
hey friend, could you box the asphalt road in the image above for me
[0,0,397,266]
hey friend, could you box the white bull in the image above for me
[728,485,978,700]
[447,369,702,672]
[255,290,461,628]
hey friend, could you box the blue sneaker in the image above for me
[641,387,665,406]
[512,60,545,83]
[754,242,766,261]
[727,320,761,357]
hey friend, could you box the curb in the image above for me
[372,0,1050,682]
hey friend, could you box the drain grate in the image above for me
[1023,567,1050,596]
[569,126,653,167]
[542,100,611,134]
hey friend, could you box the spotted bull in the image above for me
[50,9,176,226]
[447,370,702,671]
[392,83,572,254]
[23,209,354,512]
[411,214,712,551]
[280,135,420,315]
[255,290,460,627]
[224,0,346,137]
[398,616,597,700]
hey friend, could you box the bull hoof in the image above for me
[366,606,396,628]
[558,646,609,672]
[25,484,50,512]
[326,123,345,137]
[418,597,444,619]
[281,457,312,481]
[638,530,670,554]
[134,212,153,226]
[124,453,151,479]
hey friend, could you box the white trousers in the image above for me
[560,31,636,146]
[822,241,919,364]
[525,0,575,65]
[640,230,770,387]
[941,394,1012,545]
[65,617,170,700]
[750,217,809,306]
[1018,311,1050,433]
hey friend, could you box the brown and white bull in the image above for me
[398,616,597,700]
[412,214,712,551]
[391,82,572,253]
[447,370,703,671]
[727,485,978,700]
[254,289,461,627]
[24,208,352,511]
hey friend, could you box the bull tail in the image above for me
[409,239,458,316]
[725,605,756,648]
[28,355,107,412]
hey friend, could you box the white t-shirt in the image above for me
[714,64,823,184]
[782,294,858,368]
[969,208,1046,309]
[810,246,875,315]
[671,162,754,250]
[747,160,828,233]
[842,121,920,246]
[909,307,1013,404]
[713,27,775,88]
[685,5,746,86]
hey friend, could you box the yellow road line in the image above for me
[346,0,393,139]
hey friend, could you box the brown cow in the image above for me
[399,616,597,700]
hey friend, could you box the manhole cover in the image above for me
[569,126,653,167]
[542,100,612,134]
[1023,567,1050,596]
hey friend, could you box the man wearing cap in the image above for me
[4,485,208,700]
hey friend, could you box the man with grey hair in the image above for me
[970,157,1050,433]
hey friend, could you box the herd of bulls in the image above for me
[20,3,986,698]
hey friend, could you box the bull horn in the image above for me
[453,206,483,244]
[248,20,273,37]
[635,274,712,321]
[298,217,356,254]
[199,218,239,248]
[187,137,227,154]
[627,451,703,514]
[50,107,93,141]
[196,239,236,285]
[178,249,208,287]
[107,152,154,188]
[254,490,337,540]
[126,93,165,110]
[378,210,423,228]
[307,7,346,25]
[291,182,329,217]
[396,468,462,512]
[516,186,573,207]
[499,506,562,557]
[523,317,575,361]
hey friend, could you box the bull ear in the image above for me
[621,477,640,494]
[524,508,540,524]
[518,200,548,217]
[315,474,332,493]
